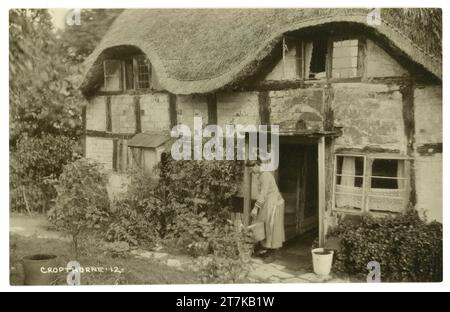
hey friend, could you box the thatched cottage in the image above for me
[80,9,442,246]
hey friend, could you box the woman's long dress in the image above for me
[254,171,285,249]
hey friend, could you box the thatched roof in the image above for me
[80,8,441,95]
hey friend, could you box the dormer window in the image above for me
[135,55,151,89]
[103,60,122,91]
[268,34,366,82]
[295,37,362,81]
[332,39,361,79]
[304,39,328,80]
[103,54,152,91]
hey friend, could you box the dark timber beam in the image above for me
[86,130,135,140]
[106,96,112,132]
[401,82,417,206]
[134,95,141,133]
[169,93,177,129]
[207,93,217,125]
[258,91,271,126]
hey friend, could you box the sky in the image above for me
[48,8,70,30]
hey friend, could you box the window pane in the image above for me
[104,60,121,75]
[305,40,327,80]
[335,155,365,211]
[103,60,122,91]
[282,39,298,80]
[332,39,359,79]
[371,159,399,189]
[104,76,121,91]
[336,155,364,187]
[124,59,134,90]
[136,55,151,89]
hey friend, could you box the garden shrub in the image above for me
[157,154,244,223]
[166,211,214,257]
[105,154,253,282]
[106,169,183,247]
[48,158,110,258]
[10,134,79,212]
[328,210,443,282]
[198,222,254,283]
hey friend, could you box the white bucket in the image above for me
[311,248,334,276]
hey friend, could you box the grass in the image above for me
[10,234,201,286]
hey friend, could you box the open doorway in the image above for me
[277,141,319,241]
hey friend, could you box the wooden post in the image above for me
[112,139,118,172]
[169,93,177,128]
[106,96,112,132]
[121,140,128,172]
[207,93,217,125]
[243,133,252,226]
[318,137,326,247]
[134,95,141,133]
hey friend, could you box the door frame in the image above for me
[242,134,327,247]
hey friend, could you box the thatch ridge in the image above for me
[80,8,441,95]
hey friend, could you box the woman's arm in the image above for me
[252,173,269,216]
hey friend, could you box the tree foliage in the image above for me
[10,9,84,143]
[10,134,79,213]
[58,9,123,63]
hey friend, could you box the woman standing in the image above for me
[250,158,285,263]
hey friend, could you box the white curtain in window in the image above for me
[341,156,356,187]
[304,42,313,79]
[103,60,122,91]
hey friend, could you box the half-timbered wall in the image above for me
[84,33,442,230]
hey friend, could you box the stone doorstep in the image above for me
[249,258,347,283]
[248,264,296,281]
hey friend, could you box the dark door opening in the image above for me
[277,142,319,241]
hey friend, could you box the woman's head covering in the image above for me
[246,148,272,168]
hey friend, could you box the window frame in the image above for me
[103,54,152,92]
[134,55,151,90]
[103,59,123,91]
[332,153,411,214]
[275,35,367,82]
[328,36,366,81]
[333,153,367,213]
[296,37,330,81]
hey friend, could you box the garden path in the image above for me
[10,214,350,283]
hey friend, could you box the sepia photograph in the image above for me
[7,6,443,289]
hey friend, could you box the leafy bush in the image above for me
[48,158,110,258]
[328,210,443,282]
[106,169,182,247]
[198,223,254,283]
[166,211,214,257]
[105,157,252,282]
[157,154,243,222]
[10,134,79,212]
